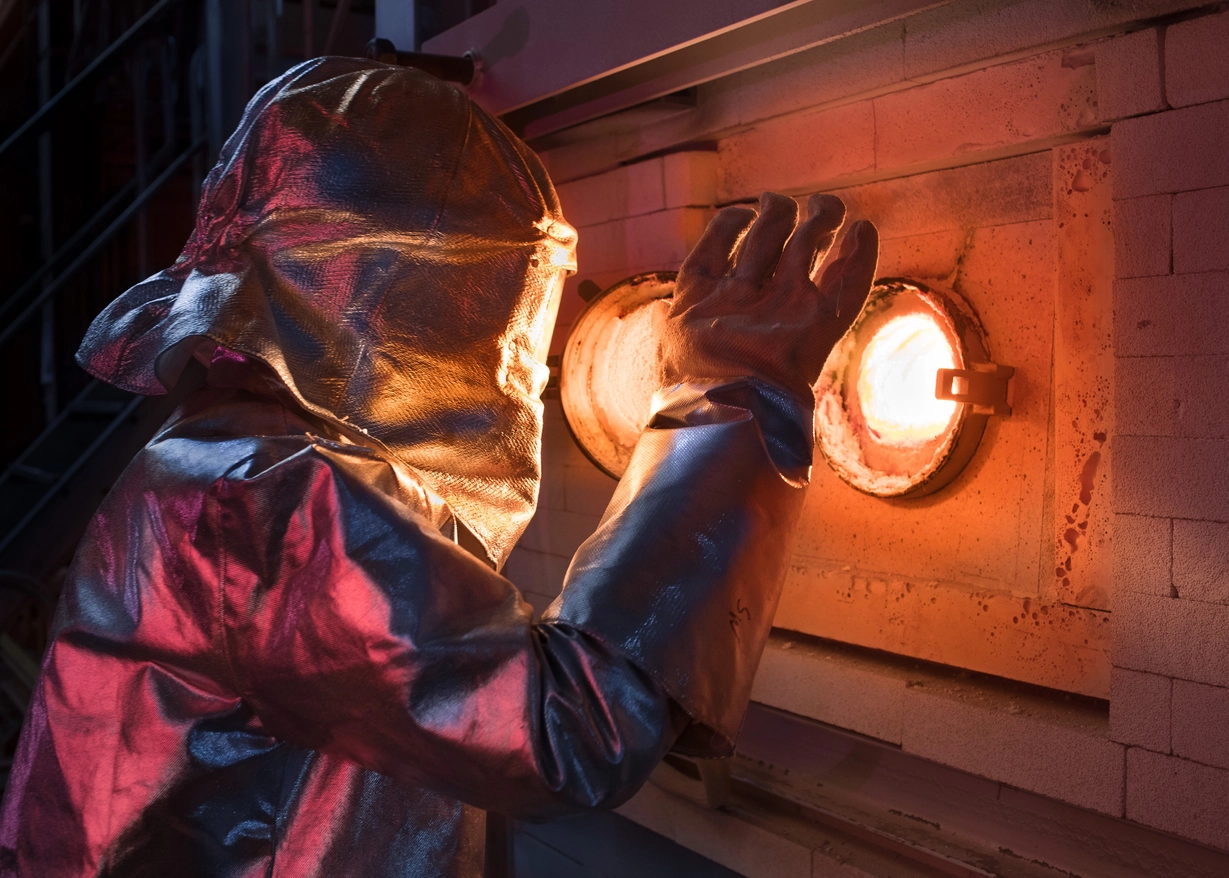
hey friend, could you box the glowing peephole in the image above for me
[856,314,959,446]
[560,272,676,478]
[815,279,998,498]
[561,274,1006,493]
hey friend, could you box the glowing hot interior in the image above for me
[856,313,960,445]
[592,299,669,449]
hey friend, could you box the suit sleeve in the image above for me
[220,378,811,817]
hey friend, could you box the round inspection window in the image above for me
[560,272,675,478]
[814,278,1004,498]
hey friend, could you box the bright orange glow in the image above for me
[590,299,669,448]
[560,272,675,478]
[856,313,959,445]
[549,243,577,269]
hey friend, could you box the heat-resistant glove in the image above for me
[660,192,879,402]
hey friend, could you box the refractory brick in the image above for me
[1111,513,1172,597]
[1113,271,1229,357]
[1114,591,1229,685]
[1172,680,1229,771]
[750,639,905,745]
[829,152,1052,240]
[1115,357,1177,437]
[561,464,617,517]
[1113,435,1229,521]
[901,683,1124,815]
[517,507,602,559]
[1173,187,1229,275]
[1113,194,1171,279]
[1110,667,1171,752]
[901,0,1198,82]
[701,23,906,133]
[1127,748,1229,850]
[1113,101,1229,198]
[555,158,665,228]
[1174,520,1229,605]
[1172,356,1229,439]
[1095,29,1165,122]
[663,151,717,210]
[1166,9,1229,110]
[717,101,875,201]
[575,208,714,276]
[503,547,571,600]
[1114,354,1229,443]
[873,48,1096,171]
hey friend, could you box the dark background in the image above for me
[0,0,510,789]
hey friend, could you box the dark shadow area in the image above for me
[515,808,743,878]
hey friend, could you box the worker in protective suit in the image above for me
[0,57,878,877]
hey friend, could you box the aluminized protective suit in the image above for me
[0,58,832,877]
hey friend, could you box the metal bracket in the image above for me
[542,354,561,399]
[648,754,731,809]
[365,38,477,86]
[935,363,1015,416]
[576,279,602,302]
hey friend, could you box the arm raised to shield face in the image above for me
[545,194,879,755]
[661,192,879,403]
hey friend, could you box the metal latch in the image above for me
[935,363,1015,416]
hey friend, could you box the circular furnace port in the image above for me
[814,278,997,498]
[560,272,676,478]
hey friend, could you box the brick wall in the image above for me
[503,151,718,615]
[519,0,1229,854]
[1107,8,1229,851]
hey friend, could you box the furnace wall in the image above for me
[498,0,1229,854]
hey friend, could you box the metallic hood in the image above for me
[76,56,578,566]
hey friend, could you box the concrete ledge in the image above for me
[617,783,813,878]
[614,701,1229,877]
[751,632,1123,814]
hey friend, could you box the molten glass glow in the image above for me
[560,272,675,478]
[856,313,959,445]
[592,300,669,448]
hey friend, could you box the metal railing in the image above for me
[0,0,220,787]
[0,0,209,563]
[0,0,370,784]
[0,136,205,352]
[0,0,190,164]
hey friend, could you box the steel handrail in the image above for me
[0,392,145,560]
[0,0,186,163]
[0,178,136,326]
[0,136,205,351]
[0,137,181,327]
[0,380,108,495]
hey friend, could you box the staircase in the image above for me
[0,0,373,788]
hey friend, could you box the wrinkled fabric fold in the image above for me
[75,57,577,567]
[1,54,816,878]
[0,374,808,876]
[548,379,811,753]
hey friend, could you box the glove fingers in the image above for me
[815,220,879,335]
[777,194,846,288]
[732,193,798,285]
[673,206,757,313]
[678,206,757,279]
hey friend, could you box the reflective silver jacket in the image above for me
[0,58,812,877]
